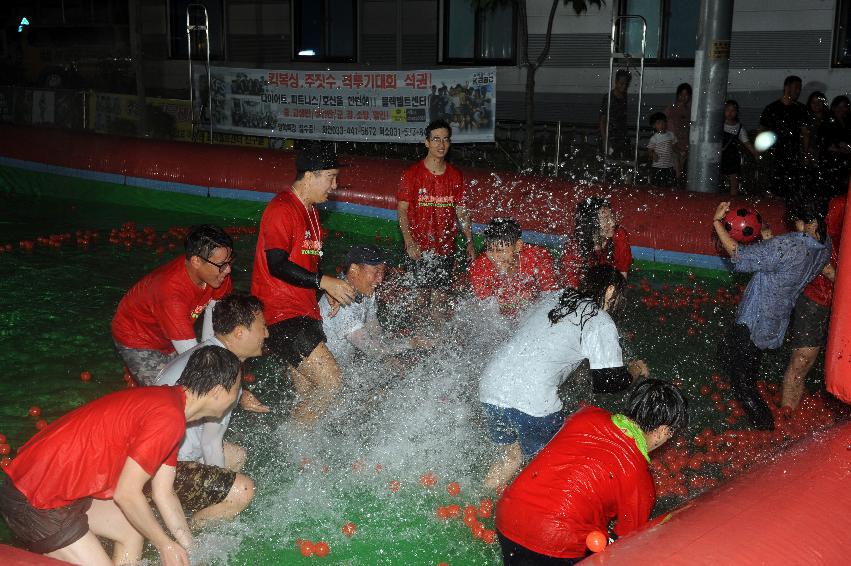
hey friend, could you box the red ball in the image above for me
[0,444,10,455]
[447,481,461,496]
[299,540,314,557]
[28,406,41,418]
[313,541,330,557]
[80,370,92,382]
[341,522,357,537]
[35,419,48,430]
[586,530,608,552]
[0,434,6,444]
[723,206,762,244]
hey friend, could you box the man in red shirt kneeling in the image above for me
[496,379,688,564]
[469,218,556,317]
[0,346,243,566]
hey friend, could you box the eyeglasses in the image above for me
[429,136,451,144]
[201,255,234,273]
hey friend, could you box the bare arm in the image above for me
[456,205,476,261]
[823,263,836,282]
[113,457,190,566]
[712,201,739,258]
[397,200,421,260]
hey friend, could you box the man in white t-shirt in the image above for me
[479,266,650,489]
[155,294,269,528]
[320,246,428,368]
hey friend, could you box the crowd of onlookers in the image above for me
[600,72,851,201]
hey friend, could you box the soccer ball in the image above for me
[723,206,763,244]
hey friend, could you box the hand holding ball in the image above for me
[723,206,763,244]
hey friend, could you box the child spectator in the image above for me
[714,199,831,430]
[721,100,758,196]
[469,218,557,317]
[495,379,688,565]
[781,194,845,412]
[647,112,677,188]
[559,197,632,289]
[479,265,650,490]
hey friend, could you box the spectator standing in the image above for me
[721,100,758,196]
[647,112,677,188]
[802,91,829,169]
[665,83,692,182]
[758,75,808,200]
[599,69,632,159]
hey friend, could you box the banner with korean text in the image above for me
[196,66,496,143]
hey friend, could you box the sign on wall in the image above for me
[194,66,496,143]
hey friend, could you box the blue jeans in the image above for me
[482,403,564,458]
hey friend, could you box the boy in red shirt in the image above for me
[397,119,475,323]
[251,142,355,424]
[0,346,243,566]
[559,197,632,288]
[782,194,846,410]
[496,379,688,564]
[469,218,556,317]
[112,224,234,384]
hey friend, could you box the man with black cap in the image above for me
[251,142,356,425]
[320,246,430,367]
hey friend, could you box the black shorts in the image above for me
[651,167,676,188]
[498,530,584,565]
[407,251,455,289]
[787,294,831,349]
[266,316,327,368]
[144,461,237,515]
[0,478,92,554]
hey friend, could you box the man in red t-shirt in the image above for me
[251,142,356,424]
[112,224,234,385]
[469,218,556,317]
[495,379,688,564]
[781,194,846,411]
[397,119,475,323]
[0,346,243,566]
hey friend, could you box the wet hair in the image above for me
[627,378,689,435]
[649,112,667,127]
[788,196,827,242]
[212,294,264,335]
[483,218,522,250]
[725,99,739,113]
[675,83,692,98]
[176,345,241,396]
[615,69,631,83]
[574,197,613,261]
[831,95,850,111]
[784,75,802,87]
[185,225,233,260]
[425,119,452,139]
[548,264,626,327]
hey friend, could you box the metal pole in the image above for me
[687,0,734,193]
[553,120,561,176]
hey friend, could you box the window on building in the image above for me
[834,1,851,66]
[169,0,225,59]
[620,0,699,64]
[443,0,515,64]
[293,0,357,62]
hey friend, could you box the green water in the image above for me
[0,189,845,565]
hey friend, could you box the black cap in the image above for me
[345,246,385,268]
[296,142,344,172]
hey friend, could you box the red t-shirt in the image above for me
[251,190,323,325]
[470,245,557,316]
[111,256,232,353]
[803,194,845,307]
[559,227,632,288]
[397,160,465,255]
[496,407,655,559]
[4,387,185,509]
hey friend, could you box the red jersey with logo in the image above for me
[4,387,185,509]
[251,190,324,324]
[496,407,654,559]
[803,194,845,307]
[112,256,232,353]
[559,227,632,288]
[470,245,557,316]
[397,160,465,255]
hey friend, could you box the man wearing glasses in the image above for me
[397,119,475,326]
[112,224,234,385]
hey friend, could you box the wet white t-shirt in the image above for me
[319,291,378,366]
[479,291,623,417]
